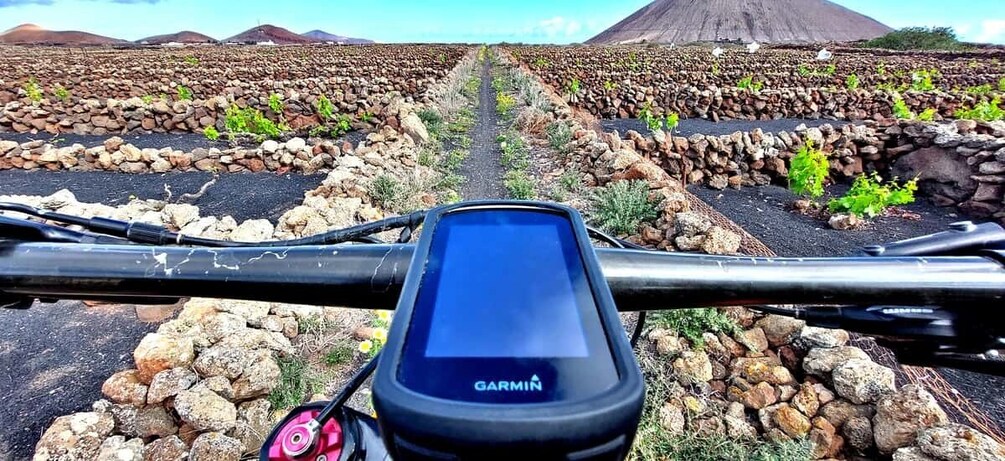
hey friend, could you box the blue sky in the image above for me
[0,0,1003,44]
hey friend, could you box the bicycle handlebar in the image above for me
[2,241,1003,310]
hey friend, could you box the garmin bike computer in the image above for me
[373,202,644,461]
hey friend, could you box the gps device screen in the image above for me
[423,213,589,358]
[397,208,618,403]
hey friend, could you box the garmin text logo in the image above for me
[474,374,543,392]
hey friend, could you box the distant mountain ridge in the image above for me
[138,31,217,45]
[588,0,893,44]
[302,29,374,44]
[223,24,318,44]
[0,23,127,46]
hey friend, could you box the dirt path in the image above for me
[458,57,506,200]
[691,183,1005,443]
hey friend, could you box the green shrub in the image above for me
[665,112,680,134]
[846,74,860,90]
[268,93,284,114]
[737,76,764,93]
[566,78,581,96]
[649,308,739,347]
[954,98,1005,121]
[640,103,662,132]
[863,27,964,51]
[892,95,916,120]
[546,121,573,151]
[224,104,280,140]
[917,108,938,121]
[462,77,480,99]
[828,173,917,218]
[315,94,335,120]
[176,85,192,101]
[603,80,618,91]
[633,432,812,461]
[911,69,939,92]
[966,84,994,95]
[797,64,811,77]
[23,78,42,103]
[503,170,536,200]
[590,179,659,235]
[999,77,1005,92]
[788,140,829,199]
[203,126,220,141]
[184,55,199,66]
[331,114,352,137]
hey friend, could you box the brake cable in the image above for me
[0,202,425,248]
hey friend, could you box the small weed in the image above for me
[360,111,374,123]
[496,92,516,115]
[203,126,220,141]
[462,77,480,99]
[298,316,324,335]
[370,175,408,212]
[665,112,680,134]
[269,356,323,410]
[999,77,1005,92]
[789,140,828,199]
[798,64,811,77]
[590,180,659,235]
[559,169,581,193]
[604,80,618,91]
[443,149,468,172]
[323,343,355,367]
[503,170,537,200]
[649,308,739,347]
[533,57,549,68]
[829,172,918,218]
[141,95,154,105]
[418,108,444,139]
[546,121,573,152]
[53,84,70,102]
[176,85,192,101]
[184,55,199,66]
[418,148,437,167]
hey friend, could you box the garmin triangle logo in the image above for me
[474,374,543,392]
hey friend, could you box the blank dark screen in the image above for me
[422,211,590,358]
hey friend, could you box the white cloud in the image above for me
[535,16,582,38]
[975,19,1005,44]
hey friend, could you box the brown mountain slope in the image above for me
[223,25,318,44]
[0,23,126,46]
[138,31,217,45]
[588,0,892,44]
